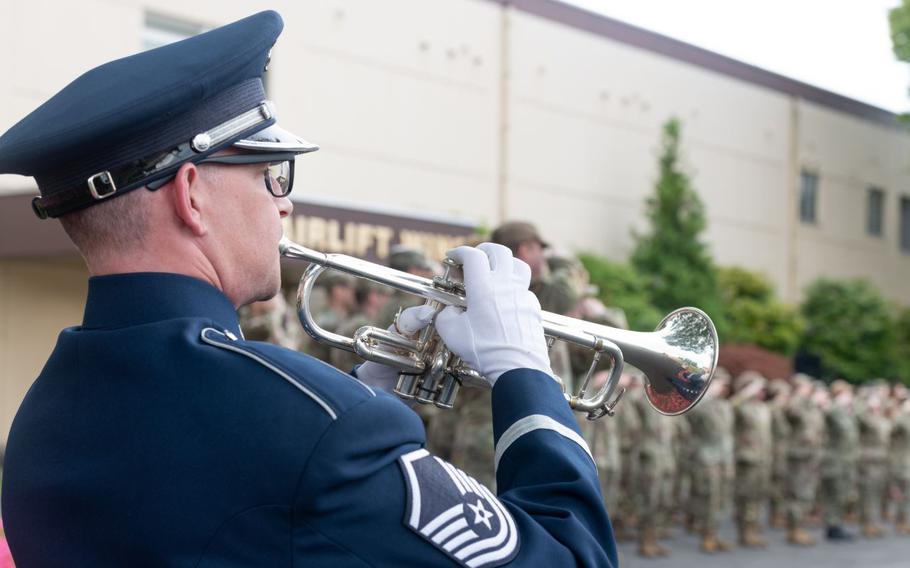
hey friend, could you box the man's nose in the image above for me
[275,195,293,218]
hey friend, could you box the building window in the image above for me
[799,170,818,224]
[901,196,910,253]
[867,186,884,237]
[142,12,205,51]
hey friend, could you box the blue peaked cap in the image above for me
[0,10,317,219]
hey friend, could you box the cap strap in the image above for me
[31,103,275,219]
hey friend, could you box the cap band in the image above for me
[31,93,277,218]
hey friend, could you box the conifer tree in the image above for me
[632,118,726,333]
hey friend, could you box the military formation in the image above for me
[242,220,910,558]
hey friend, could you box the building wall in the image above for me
[2,0,909,302]
[504,8,793,298]
[794,101,910,304]
[0,259,88,446]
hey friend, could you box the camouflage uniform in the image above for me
[570,309,626,525]
[819,388,858,538]
[304,271,356,363]
[672,415,692,524]
[716,391,736,521]
[857,401,891,537]
[328,280,393,378]
[615,382,643,541]
[577,403,621,518]
[768,382,791,528]
[732,373,772,548]
[785,380,824,545]
[238,292,301,349]
[890,405,910,535]
[686,388,733,552]
[635,389,675,557]
[427,230,578,493]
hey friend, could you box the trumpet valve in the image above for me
[395,373,421,400]
[435,374,461,409]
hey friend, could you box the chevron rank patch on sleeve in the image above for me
[398,449,520,568]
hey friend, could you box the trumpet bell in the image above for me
[635,307,718,415]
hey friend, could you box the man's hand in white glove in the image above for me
[354,304,436,389]
[434,243,554,385]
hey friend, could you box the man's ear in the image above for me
[167,162,207,237]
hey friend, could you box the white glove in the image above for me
[354,304,436,389]
[434,243,553,385]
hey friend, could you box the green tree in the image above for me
[891,2,910,63]
[800,278,897,382]
[890,2,910,118]
[631,117,726,334]
[577,252,663,331]
[717,267,804,356]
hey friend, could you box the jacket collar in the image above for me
[81,272,241,336]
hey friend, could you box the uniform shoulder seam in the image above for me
[199,327,338,420]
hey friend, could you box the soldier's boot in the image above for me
[683,514,697,534]
[770,511,787,529]
[826,525,855,541]
[746,522,768,548]
[616,514,639,542]
[895,512,910,535]
[787,525,817,546]
[862,523,885,538]
[700,529,732,553]
[700,532,718,554]
[740,523,768,548]
[715,533,733,552]
[638,527,670,558]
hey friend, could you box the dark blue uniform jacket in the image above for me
[2,273,616,567]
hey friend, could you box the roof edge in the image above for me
[491,0,904,129]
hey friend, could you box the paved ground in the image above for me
[616,520,910,568]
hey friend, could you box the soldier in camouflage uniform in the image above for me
[491,222,578,386]
[732,371,772,548]
[303,270,357,362]
[686,374,733,553]
[785,374,824,546]
[328,280,392,376]
[856,386,891,538]
[890,398,910,535]
[714,369,736,528]
[575,369,622,520]
[424,224,580,491]
[238,291,302,349]
[568,296,627,525]
[767,380,791,529]
[615,373,644,541]
[820,380,857,541]
[634,375,676,557]
[373,245,437,329]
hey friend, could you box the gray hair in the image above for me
[59,189,150,260]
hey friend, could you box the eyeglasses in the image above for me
[146,151,296,197]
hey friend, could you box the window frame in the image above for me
[866,186,885,238]
[799,169,819,225]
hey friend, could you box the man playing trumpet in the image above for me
[0,11,616,568]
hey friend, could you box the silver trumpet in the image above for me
[280,238,718,419]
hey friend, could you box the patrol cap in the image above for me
[0,10,317,219]
[491,221,550,252]
[389,245,433,272]
[733,370,766,394]
[319,270,357,290]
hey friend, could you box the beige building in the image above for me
[2,0,910,444]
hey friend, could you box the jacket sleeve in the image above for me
[292,370,616,567]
